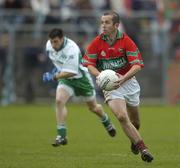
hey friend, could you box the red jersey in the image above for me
[83,31,144,75]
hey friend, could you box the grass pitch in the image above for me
[0,104,180,168]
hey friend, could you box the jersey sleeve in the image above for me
[83,39,98,67]
[45,40,51,51]
[61,46,79,74]
[45,40,51,58]
[125,35,144,68]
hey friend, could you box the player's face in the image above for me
[101,15,118,36]
[50,37,63,51]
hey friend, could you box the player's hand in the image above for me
[113,73,124,89]
[43,72,54,82]
[96,75,101,87]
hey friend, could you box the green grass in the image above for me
[0,104,180,168]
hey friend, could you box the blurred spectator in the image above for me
[0,47,7,98]
[130,0,156,12]
[30,0,50,39]
[165,0,180,19]
[116,0,143,50]
[110,0,129,16]
[0,47,6,76]
[0,33,8,100]
[49,0,60,9]
[149,1,171,68]
[45,0,61,24]
[23,46,48,102]
[58,0,74,22]
[3,0,26,25]
[90,0,111,11]
[171,20,180,62]
[131,0,143,10]
[4,0,23,9]
[72,0,97,40]
[166,0,180,61]
[0,0,4,8]
[110,0,130,32]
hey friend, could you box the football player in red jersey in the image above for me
[83,11,154,162]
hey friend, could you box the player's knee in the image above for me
[116,113,128,123]
[56,98,64,106]
[89,104,102,113]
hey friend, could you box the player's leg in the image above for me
[52,86,72,147]
[69,71,116,137]
[125,78,141,155]
[108,99,153,162]
[127,104,140,154]
[127,104,140,130]
[86,98,116,137]
[108,99,141,142]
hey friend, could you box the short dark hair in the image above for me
[49,28,64,39]
[103,11,120,24]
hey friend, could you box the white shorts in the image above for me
[103,77,140,106]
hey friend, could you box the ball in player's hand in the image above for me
[97,69,119,91]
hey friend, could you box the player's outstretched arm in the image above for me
[42,67,59,82]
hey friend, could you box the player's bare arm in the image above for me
[87,65,100,77]
[53,71,76,80]
[114,65,141,87]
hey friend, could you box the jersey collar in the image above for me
[59,37,68,50]
[101,30,123,41]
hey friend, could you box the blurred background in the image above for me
[0,0,179,106]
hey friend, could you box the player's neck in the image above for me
[107,30,118,45]
[108,30,117,42]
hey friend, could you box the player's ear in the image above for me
[114,23,119,29]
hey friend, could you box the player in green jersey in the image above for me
[43,28,116,146]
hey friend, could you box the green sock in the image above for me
[57,124,67,138]
[101,113,111,128]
